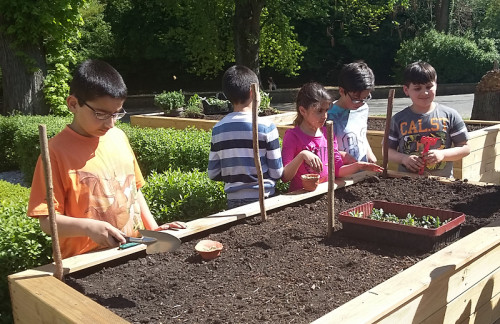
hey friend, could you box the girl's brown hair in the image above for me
[294,82,332,126]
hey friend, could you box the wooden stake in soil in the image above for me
[326,121,335,238]
[251,83,267,221]
[382,89,395,179]
[38,125,64,281]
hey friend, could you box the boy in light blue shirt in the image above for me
[327,61,376,163]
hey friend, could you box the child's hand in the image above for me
[156,221,187,231]
[301,150,323,173]
[424,149,445,165]
[402,155,424,173]
[357,162,384,173]
[87,220,126,248]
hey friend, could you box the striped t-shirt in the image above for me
[208,111,283,200]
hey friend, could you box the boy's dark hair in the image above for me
[338,61,375,93]
[294,82,332,126]
[222,65,259,105]
[403,61,437,86]
[70,59,127,105]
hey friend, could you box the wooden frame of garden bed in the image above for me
[131,113,500,184]
[9,170,500,323]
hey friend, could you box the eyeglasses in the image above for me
[82,101,127,120]
[347,92,372,105]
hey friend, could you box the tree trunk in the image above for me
[470,70,500,121]
[233,0,264,79]
[435,0,450,32]
[0,21,48,115]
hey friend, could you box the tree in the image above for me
[0,0,83,115]
[233,0,264,76]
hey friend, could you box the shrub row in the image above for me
[395,30,499,83]
[142,169,226,224]
[118,123,212,175]
[0,181,52,323]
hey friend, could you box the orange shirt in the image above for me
[28,126,145,258]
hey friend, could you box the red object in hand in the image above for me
[419,136,439,175]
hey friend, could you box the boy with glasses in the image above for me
[327,61,377,163]
[28,59,185,259]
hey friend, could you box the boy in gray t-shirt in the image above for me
[387,61,470,178]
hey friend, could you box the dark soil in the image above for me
[66,176,500,324]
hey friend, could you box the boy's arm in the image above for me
[387,147,423,173]
[138,189,187,231]
[426,141,470,164]
[38,214,126,247]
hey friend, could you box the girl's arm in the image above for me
[282,150,322,182]
[138,189,186,231]
[337,161,384,178]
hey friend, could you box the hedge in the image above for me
[118,123,212,175]
[142,169,226,224]
[0,181,52,324]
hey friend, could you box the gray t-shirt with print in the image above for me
[387,103,469,178]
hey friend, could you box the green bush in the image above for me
[154,90,185,112]
[0,181,52,323]
[142,169,226,224]
[0,116,21,172]
[12,116,71,184]
[118,124,211,176]
[395,29,499,83]
[0,115,71,176]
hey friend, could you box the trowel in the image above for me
[119,230,182,254]
[138,229,182,254]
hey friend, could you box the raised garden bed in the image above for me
[130,111,296,137]
[9,171,500,323]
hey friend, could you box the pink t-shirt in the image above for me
[282,126,343,192]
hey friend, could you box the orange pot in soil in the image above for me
[195,240,224,260]
[301,174,320,191]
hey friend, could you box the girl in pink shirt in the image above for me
[281,82,383,192]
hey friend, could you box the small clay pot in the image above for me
[195,240,223,260]
[301,174,320,191]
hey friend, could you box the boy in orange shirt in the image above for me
[28,59,185,259]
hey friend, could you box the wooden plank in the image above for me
[9,275,128,324]
[419,269,500,323]
[458,290,500,324]
[312,219,500,324]
[467,129,500,149]
[377,243,500,323]
[461,143,500,168]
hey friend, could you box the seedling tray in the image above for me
[339,200,465,251]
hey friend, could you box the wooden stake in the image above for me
[382,89,395,179]
[251,83,267,221]
[326,121,335,238]
[38,125,64,281]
